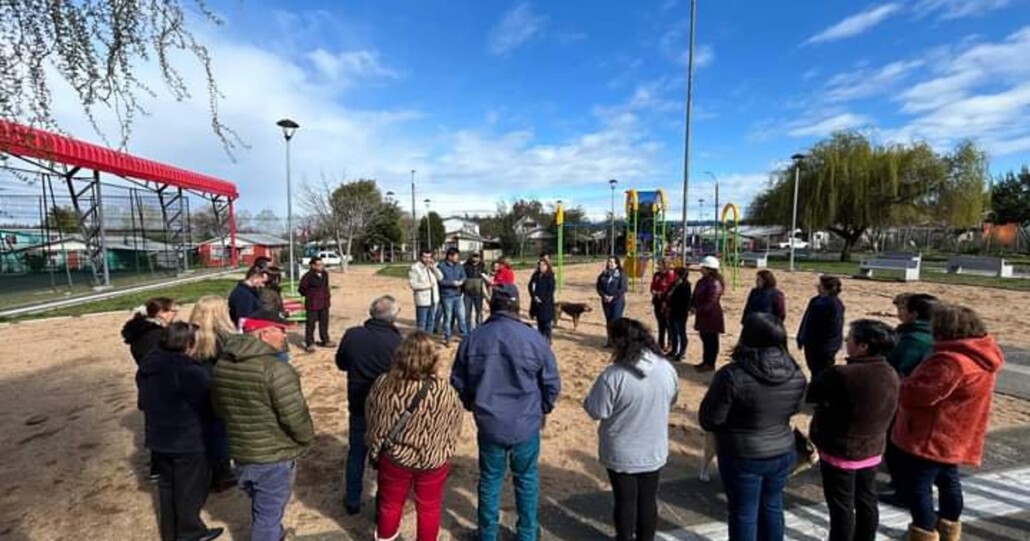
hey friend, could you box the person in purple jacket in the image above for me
[299,256,334,352]
[691,256,725,372]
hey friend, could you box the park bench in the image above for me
[740,251,768,268]
[857,252,921,282]
[946,256,1014,278]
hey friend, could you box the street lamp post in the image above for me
[790,153,806,272]
[386,191,396,262]
[424,198,432,254]
[698,198,705,250]
[276,118,300,292]
[608,179,618,256]
[410,170,417,261]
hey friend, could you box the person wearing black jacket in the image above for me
[797,276,846,381]
[463,253,487,331]
[597,256,629,347]
[137,322,224,541]
[808,320,900,541]
[121,297,178,364]
[299,257,333,352]
[335,295,404,515]
[228,266,267,327]
[700,313,807,541]
[529,259,557,343]
[665,267,692,361]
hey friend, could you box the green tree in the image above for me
[47,206,79,233]
[418,212,446,253]
[364,202,405,259]
[302,178,384,258]
[747,132,951,261]
[990,166,1030,225]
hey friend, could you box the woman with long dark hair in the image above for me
[137,322,224,541]
[584,318,679,541]
[366,331,464,541]
[665,266,692,362]
[700,313,807,541]
[797,276,846,381]
[597,256,629,347]
[529,259,557,343]
[691,256,725,372]
[259,266,286,314]
[742,270,786,323]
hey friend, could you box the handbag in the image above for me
[372,379,434,469]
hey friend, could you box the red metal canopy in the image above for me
[0,120,238,198]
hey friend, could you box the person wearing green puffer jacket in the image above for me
[880,293,938,509]
[212,309,314,541]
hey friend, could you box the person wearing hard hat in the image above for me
[691,256,725,372]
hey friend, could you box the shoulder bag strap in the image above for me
[379,379,434,458]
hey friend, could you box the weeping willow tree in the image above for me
[748,132,957,261]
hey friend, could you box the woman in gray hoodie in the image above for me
[584,318,679,541]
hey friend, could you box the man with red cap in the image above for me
[212,309,314,541]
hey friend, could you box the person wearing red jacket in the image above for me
[649,258,677,352]
[891,304,1004,541]
[490,256,516,287]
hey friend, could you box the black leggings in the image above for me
[607,468,661,541]
[804,348,838,381]
[652,302,668,348]
[700,332,720,367]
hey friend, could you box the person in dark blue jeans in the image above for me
[334,296,403,515]
[700,313,807,541]
[451,284,561,541]
[437,248,469,347]
[596,256,629,348]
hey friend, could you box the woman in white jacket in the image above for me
[584,317,679,541]
[408,249,443,333]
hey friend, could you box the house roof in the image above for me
[200,233,288,247]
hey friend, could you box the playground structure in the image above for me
[555,202,565,294]
[719,203,742,289]
[623,189,669,290]
[0,120,240,308]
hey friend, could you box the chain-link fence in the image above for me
[0,178,236,309]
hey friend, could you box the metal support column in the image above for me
[64,167,110,288]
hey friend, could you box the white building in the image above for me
[443,217,486,254]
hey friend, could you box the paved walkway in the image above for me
[998,345,1030,400]
[658,466,1030,540]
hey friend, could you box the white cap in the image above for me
[700,256,721,270]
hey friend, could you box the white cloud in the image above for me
[306,49,400,85]
[824,59,924,102]
[804,4,901,45]
[913,0,1013,20]
[898,27,1030,113]
[487,4,547,56]
[659,23,715,68]
[788,113,871,137]
[39,22,671,223]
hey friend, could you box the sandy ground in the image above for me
[2,263,1030,541]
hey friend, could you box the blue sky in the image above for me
[48,0,1030,222]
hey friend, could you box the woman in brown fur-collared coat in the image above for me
[366,331,463,541]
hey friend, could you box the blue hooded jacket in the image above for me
[437,260,468,299]
[450,311,562,445]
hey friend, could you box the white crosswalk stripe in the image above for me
[656,466,1030,540]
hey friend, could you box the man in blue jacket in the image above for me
[228,265,267,327]
[451,284,561,541]
[437,247,468,347]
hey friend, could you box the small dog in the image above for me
[555,302,593,330]
[698,427,819,482]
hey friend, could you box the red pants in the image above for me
[376,455,450,541]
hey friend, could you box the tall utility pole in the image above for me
[609,178,619,256]
[410,169,417,260]
[424,198,432,253]
[679,0,698,266]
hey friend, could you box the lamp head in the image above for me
[276,119,300,141]
[608,178,618,188]
[791,153,806,163]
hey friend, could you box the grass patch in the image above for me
[3,279,241,322]
[766,259,1030,292]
